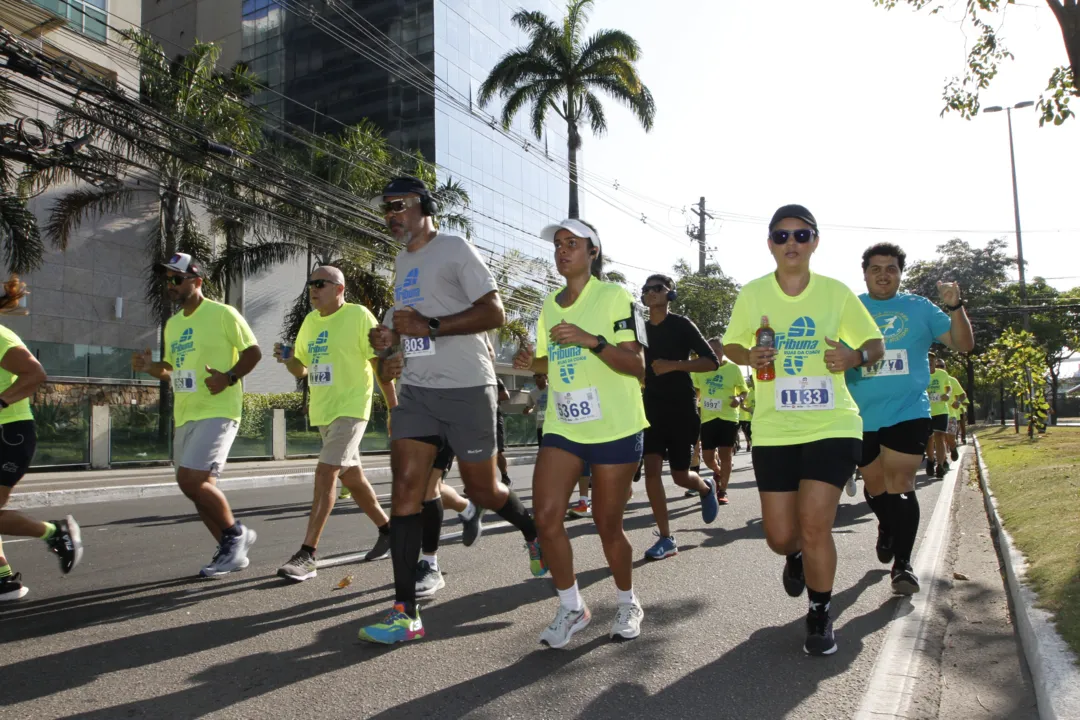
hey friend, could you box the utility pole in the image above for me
[687,196,713,273]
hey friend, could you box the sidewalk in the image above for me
[9,447,540,510]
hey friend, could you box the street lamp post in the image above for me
[983,100,1035,330]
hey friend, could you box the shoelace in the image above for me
[548,606,577,632]
[526,540,541,560]
[615,604,636,625]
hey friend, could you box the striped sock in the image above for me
[0,564,12,580]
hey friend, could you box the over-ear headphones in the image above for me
[420,193,439,217]
[667,288,677,302]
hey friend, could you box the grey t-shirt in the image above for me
[383,234,498,389]
[527,387,548,428]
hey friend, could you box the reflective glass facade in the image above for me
[239,0,569,255]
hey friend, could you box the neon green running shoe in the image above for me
[337,486,352,501]
[527,538,547,577]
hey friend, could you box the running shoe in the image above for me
[943,461,951,472]
[539,603,591,649]
[527,538,547,577]
[365,531,391,561]
[935,463,947,479]
[277,550,317,582]
[804,610,837,656]
[502,474,513,489]
[950,447,959,462]
[925,457,934,473]
[716,490,729,506]
[460,507,483,547]
[414,560,445,598]
[845,474,858,497]
[700,478,720,524]
[47,515,83,574]
[358,603,424,644]
[644,532,678,561]
[567,498,592,518]
[782,552,806,597]
[891,563,920,595]
[876,525,894,564]
[0,572,29,602]
[337,485,352,501]
[684,488,698,498]
[200,526,256,577]
[610,600,644,641]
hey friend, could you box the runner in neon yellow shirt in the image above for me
[722,204,884,657]
[0,278,83,603]
[133,253,261,578]
[694,339,747,503]
[925,354,953,478]
[945,372,966,462]
[273,265,398,583]
[515,218,648,649]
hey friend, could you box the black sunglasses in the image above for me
[379,197,420,215]
[770,229,817,244]
[167,275,194,286]
[307,279,340,290]
[642,283,668,294]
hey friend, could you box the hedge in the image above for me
[239,390,390,437]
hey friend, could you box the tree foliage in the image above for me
[670,259,740,340]
[478,0,655,218]
[980,328,1051,435]
[873,0,1080,125]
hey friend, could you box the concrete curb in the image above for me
[854,446,966,720]
[973,434,1080,720]
[8,456,538,510]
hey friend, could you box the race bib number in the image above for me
[775,376,835,411]
[860,349,909,378]
[172,369,197,393]
[928,391,941,403]
[402,336,435,358]
[310,363,333,386]
[702,398,725,412]
[554,387,603,424]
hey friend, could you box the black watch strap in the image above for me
[591,335,608,355]
[945,300,965,312]
[228,371,239,386]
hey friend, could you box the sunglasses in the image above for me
[307,279,340,290]
[642,284,668,294]
[379,196,420,215]
[770,229,817,244]
[167,275,194,286]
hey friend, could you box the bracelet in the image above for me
[945,301,965,312]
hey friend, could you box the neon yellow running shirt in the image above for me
[695,362,747,423]
[927,369,952,417]
[296,303,379,426]
[0,324,34,425]
[739,386,755,422]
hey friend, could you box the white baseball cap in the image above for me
[161,252,202,276]
[539,219,601,251]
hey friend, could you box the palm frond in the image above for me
[43,185,136,252]
[0,193,45,274]
[207,238,307,286]
[581,91,608,135]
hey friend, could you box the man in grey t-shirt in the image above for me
[358,177,547,646]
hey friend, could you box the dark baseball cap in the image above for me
[769,204,818,232]
[380,176,430,198]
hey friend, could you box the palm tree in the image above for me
[477,0,655,218]
[41,32,262,440]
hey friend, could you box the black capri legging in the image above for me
[739,421,752,443]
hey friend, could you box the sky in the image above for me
[573,0,1080,303]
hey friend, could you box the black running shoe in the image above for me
[48,515,83,574]
[950,447,959,462]
[876,525,894,564]
[891,564,920,595]
[782,553,806,597]
[501,474,513,489]
[0,572,29,602]
[460,507,483,547]
[935,464,946,479]
[925,457,934,473]
[804,611,837,656]
[365,531,391,561]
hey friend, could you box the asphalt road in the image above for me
[1,452,949,720]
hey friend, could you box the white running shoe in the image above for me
[845,474,858,497]
[539,603,591,649]
[610,600,644,640]
[200,526,257,577]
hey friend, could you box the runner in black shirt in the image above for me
[640,274,722,560]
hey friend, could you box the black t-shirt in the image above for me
[643,312,718,410]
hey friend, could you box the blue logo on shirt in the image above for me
[704,374,727,395]
[395,268,424,306]
[308,330,329,363]
[550,344,584,385]
[171,328,194,368]
[776,317,819,375]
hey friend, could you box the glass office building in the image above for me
[240,0,570,256]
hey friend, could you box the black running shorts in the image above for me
[643,400,699,472]
[739,420,752,442]
[930,413,949,433]
[860,417,933,467]
[0,420,36,488]
[433,442,455,474]
[752,438,861,493]
[700,418,739,449]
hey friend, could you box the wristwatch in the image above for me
[859,349,870,367]
[428,316,441,339]
[945,300,965,312]
[591,335,608,355]
[227,371,239,386]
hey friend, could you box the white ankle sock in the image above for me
[460,501,476,521]
[422,554,438,570]
[616,587,637,606]
[557,581,584,612]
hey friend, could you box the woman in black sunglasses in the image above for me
[722,204,884,656]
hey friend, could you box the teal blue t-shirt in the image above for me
[846,293,951,432]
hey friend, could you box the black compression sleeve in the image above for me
[683,316,719,368]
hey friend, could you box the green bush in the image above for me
[240,392,303,437]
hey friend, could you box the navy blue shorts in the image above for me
[542,431,644,466]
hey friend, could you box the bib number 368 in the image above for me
[554,387,603,424]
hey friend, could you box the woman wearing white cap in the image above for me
[514,219,649,648]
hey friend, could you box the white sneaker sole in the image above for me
[65,515,84,573]
[611,608,644,640]
[200,556,250,577]
[845,479,858,497]
[278,567,317,582]
[540,610,591,649]
[0,586,29,601]
[415,573,446,598]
